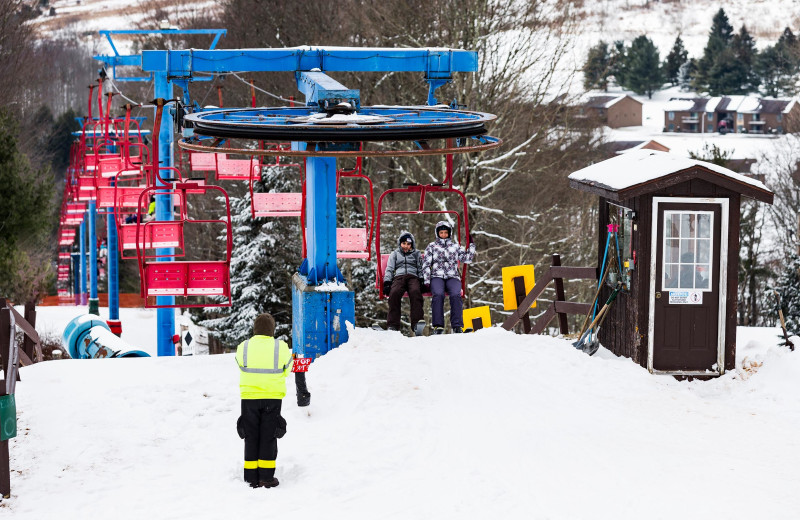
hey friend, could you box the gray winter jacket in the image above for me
[422,220,476,285]
[384,232,423,282]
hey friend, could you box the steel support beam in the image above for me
[154,72,175,356]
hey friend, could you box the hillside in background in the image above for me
[29,1,800,60]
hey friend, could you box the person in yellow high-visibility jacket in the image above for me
[235,313,292,488]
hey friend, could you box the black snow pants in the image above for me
[241,398,282,484]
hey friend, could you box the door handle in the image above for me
[655,292,661,299]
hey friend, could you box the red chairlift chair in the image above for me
[136,182,233,308]
[374,182,470,299]
[135,99,233,308]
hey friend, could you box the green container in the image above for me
[0,394,16,441]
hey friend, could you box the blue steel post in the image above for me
[88,200,99,314]
[79,217,87,305]
[107,185,121,335]
[71,253,81,305]
[304,155,343,284]
[154,72,176,356]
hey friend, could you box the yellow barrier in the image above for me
[501,265,536,310]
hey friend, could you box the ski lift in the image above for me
[136,100,234,308]
[374,182,470,299]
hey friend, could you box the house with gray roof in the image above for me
[664,95,799,134]
[581,94,642,128]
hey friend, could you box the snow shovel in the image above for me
[572,285,620,355]
[773,290,795,351]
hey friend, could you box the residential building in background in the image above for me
[581,95,643,128]
[664,96,799,134]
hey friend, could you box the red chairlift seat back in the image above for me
[337,228,370,260]
[252,192,303,217]
[136,181,233,308]
[216,154,260,181]
[190,152,218,172]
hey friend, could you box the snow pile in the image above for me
[5,308,800,519]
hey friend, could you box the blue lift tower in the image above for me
[139,46,485,363]
[138,48,499,400]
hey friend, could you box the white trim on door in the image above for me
[647,197,729,375]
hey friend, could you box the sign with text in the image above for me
[668,290,703,305]
[292,357,312,373]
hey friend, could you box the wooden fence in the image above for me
[501,254,598,335]
[0,299,42,499]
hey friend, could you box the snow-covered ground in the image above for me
[5,305,799,519]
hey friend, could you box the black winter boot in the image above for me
[453,327,463,333]
[432,326,444,335]
[295,372,311,407]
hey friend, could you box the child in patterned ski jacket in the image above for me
[422,220,476,334]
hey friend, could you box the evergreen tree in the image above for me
[608,40,627,88]
[757,29,800,97]
[583,40,611,91]
[757,45,783,97]
[708,48,743,95]
[46,108,80,175]
[694,8,734,91]
[664,35,688,86]
[678,58,697,91]
[725,25,759,94]
[0,108,54,302]
[624,35,663,98]
[774,253,800,336]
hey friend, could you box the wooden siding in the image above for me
[597,178,741,371]
[607,97,642,128]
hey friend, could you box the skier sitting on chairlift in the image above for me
[383,232,425,337]
[422,221,476,334]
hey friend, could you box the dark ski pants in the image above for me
[431,277,463,328]
[387,274,424,329]
[241,398,282,484]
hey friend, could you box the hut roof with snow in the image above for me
[568,150,773,204]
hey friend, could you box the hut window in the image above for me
[663,211,713,291]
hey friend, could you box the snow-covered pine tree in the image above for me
[199,162,302,346]
[774,253,800,336]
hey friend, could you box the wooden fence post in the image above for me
[0,306,11,498]
[551,254,569,335]
[22,302,35,363]
[513,276,532,333]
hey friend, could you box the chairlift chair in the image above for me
[250,142,303,218]
[333,156,374,260]
[136,182,233,308]
[374,183,470,299]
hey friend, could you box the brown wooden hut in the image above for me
[569,150,773,376]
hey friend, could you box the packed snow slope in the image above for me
[7,312,800,519]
